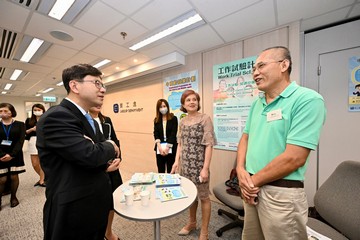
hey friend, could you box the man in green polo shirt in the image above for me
[236,46,326,240]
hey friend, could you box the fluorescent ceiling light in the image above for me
[1,91,7,94]
[93,59,111,69]
[48,0,75,20]
[56,81,64,86]
[10,69,23,80]
[129,13,203,51]
[4,83,12,90]
[42,88,54,93]
[20,38,44,62]
[35,93,42,97]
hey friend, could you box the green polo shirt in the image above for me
[244,81,326,180]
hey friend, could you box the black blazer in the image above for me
[36,99,115,240]
[153,116,178,151]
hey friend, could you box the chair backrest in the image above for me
[314,160,360,239]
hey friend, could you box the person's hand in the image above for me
[0,154,13,162]
[106,158,120,172]
[170,161,179,174]
[106,140,120,158]
[199,168,209,183]
[237,168,259,205]
[33,126,36,132]
[162,146,170,156]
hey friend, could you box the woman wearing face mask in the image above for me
[153,99,178,173]
[25,103,46,187]
[0,103,26,210]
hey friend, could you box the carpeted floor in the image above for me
[0,151,242,240]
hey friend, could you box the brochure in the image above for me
[156,186,187,202]
[156,143,172,154]
[306,226,332,240]
[155,173,181,187]
[129,172,155,185]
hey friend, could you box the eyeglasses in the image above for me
[252,60,284,73]
[80,79,106,90]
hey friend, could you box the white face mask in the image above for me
[33,111,43,117]
[159,107,168,115]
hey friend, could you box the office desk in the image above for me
[113,176,197,240]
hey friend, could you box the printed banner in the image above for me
[349,56,360,112]
[164,70,199,120]
[213,56,258,151]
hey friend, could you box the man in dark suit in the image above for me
[36,64,120,240]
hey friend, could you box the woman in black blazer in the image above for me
[89,106,122,240]
[153,99,178,173]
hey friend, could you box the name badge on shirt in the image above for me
[267,109,282,122]
[1,140,12,146]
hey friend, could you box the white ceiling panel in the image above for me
[68,52,99,65]
[190,0,260,22]
[0,1,30,32]
[83,38,135,62]
[44,45,78,60]
[103,19,148,45]
[277,0,355,26]
[101,0,152,15]
[74,1,125,36]
[211,0,276,42]
[131,0,193,29]
[171,25,223,54]
[25,13,97,50]
[36,56,64,69]
[349,3,360,17]
[301,7,351,31]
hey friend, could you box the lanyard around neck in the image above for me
[1,120,14,140]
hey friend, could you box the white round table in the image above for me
[113,176,198,240]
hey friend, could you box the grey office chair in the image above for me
[213,182,244,237]
[307,160,360,240]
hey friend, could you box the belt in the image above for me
[267,179,304,188]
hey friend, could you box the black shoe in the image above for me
[39,182,46,187]
[34,181,40,187]
[10,197,19,208]
[1,190,10,196]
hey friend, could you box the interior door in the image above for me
[318,47,360,186]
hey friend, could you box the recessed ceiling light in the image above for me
[1,91,7,94]
[4,83,12,90]
[10,69,23,80]
[42,88,54,93]
[129,12,204,51]
[20,38,44,62]
[93,59,111,68]
[56,81,64,86]
[35,93,42,97]
[133,59,138,63]
[48,0,75,20]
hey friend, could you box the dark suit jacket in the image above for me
[153,116,178,152]
[101,116,122,190]
[36,99,115,240]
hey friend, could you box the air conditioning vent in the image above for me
[9,0,40,10]
[0,29,18,59]
[0,67,5,79]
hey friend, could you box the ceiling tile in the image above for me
[277,0,356,26]
[74,1,125,36]
[131,0,193,29]
[0,1,30,32]
[171,25,224,54]
[83,38,135,62]
[211,0,276,42]
[25,13,97,50]
[301,7,351,31]
[349,3,360,17]
[103,19,148,45]
[44,45,78,60]
[190,0,260,22]
[101,0,152,15]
